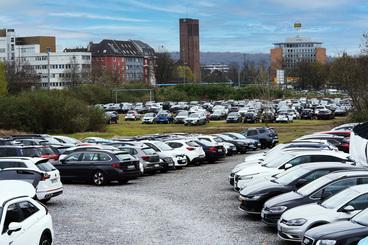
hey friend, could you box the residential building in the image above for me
[179,18,200,82]
[0,28,16,62]
[270,35,327,82]
[88,39,156,84]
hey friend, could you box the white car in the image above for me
[233,151,351,191]
[184,112,207,125]
[142,113,156,124]
[276,112,293,123]
[0,180,54,245]
[278,184,368,242]
[142,141,188,168]
[125,110,141,121]
[165,139,206,165]
[0,157,63,202]
[174,111,189,124]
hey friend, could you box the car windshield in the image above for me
[36,160,56,172]
[115,153,136,161]
[44,136,62,145]
[275,167,310,185]
[228,112,238,116]
[352,209,368,226]
[297,176,334,196]
[145,113,155,117]
[177,111,188,116]
[218,134,233,141]
[189,113,199,118]
[154,142,173,151]
[229,133,246,139]
[263,153,294,168]
[142,148,156,155]
[321,188,359,209]
[213,137,224,143]
[38,147,55,155]
[213,111,222,115]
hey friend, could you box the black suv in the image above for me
[241,127,278,149]
[0,146,41,157]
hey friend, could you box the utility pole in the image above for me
[238,63,241,87]
[47,48,51,90]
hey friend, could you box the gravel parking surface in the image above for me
[48,153,287,245]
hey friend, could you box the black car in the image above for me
[223,132,259,151]
[105,111,119,124]
[302,209,368,245]
[239,162,358,215]
[193,140,225,163]
[55,150,140,185]
[226,112,242,123]
[243,112,258,123]
[301,109,314,119]
[261,170,368,226]
[241,127,279,149]
[215,134,248,154]
[316,109,335,120]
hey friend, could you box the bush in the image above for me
[0,90,105,133]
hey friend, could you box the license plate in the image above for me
[218,149,223,152]
[51,179,58,183]
[128,165,135,169]
[154,164,159,167]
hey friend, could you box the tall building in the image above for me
[88,39,156,84]
[16,36,56,53]
[179,18,200,82]
[270,35,327,82]
[0,28,16,62]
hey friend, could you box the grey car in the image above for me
[118,146,162,174]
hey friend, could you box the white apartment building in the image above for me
[0,28,16,62]
[15,44,91,89]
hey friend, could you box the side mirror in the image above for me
[296,179,308,188]
[321,190,333,200]
[284,163,292,169]
[7,222,22,235]
[342,205,355,213]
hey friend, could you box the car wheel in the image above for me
[92,171,106,186]
[39,232,52,245]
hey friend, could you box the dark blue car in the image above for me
[154,111,174,124]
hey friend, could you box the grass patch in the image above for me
[66,117,347,143]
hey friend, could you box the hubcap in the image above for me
[41,239,51,245]
[94,172,104,185]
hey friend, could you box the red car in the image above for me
[319,131,351,153]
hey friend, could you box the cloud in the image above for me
[126,0,187,14]
[268,0,350,9]
[48,12,147,22]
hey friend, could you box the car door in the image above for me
[282,155,312,169]
[0,200,41,245]
[310,178,358,201]
[79,152,100,180]
[58,152,83,180]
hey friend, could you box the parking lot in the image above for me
[48,152,285,245]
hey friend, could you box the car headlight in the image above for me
[239,173,259,180]
[245,194,262,200]
[285,218,307,226]
[268,206,287,213]
[316,240,336,245]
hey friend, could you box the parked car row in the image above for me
[98,98,352,125]
[228,122,368,244]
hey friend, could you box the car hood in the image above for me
[236,164,274,177]
[305,220,366,239]
[231,162,260,174]
[264,191,301,208]
[240,181,289,197]
[245,152,265,162]
[281,203,330,221]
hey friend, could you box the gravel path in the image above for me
[48,153,288,245]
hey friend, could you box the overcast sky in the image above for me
[1,0,367,55]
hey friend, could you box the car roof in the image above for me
[297,162,358,171]
[294,150,348,157]
[0,157,48,164]
[0,180,36,207]
[347,184,368,194]
[73,149,126,155]
[324,170,368,180]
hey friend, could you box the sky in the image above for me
[1,0,367,55]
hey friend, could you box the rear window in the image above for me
[35,160,56,172]
[187,141,200,147]
[142,148,156,155]
[0,161,27,169]
[0,148,18,157]
[115,153,136,161]
[22,148,41,157]
[38,147,54,155]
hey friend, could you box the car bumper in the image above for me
[37,187,64,200]
[261,209,282,226]
[277,222,305,242]
[174,157,188,167]
[143,162,162,171]
[239,198,263,214]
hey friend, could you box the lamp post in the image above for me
[47,47,51,90]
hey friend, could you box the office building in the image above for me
[0,28,16,62]
[16,36,56,53]
[179,18,200,82]
[270,35,327,82]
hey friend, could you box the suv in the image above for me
[0,146,41,158]
[241,127,278,149]
[0,157,63,202]
[0,180,54,245]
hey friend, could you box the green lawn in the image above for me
[67,117,348,143]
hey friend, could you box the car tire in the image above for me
[39,232,52,245]
[92,170,107,186]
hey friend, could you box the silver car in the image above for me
[278,184,368,242]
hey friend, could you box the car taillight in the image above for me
[41,173,50,181]
[111,163,121,168]
[209,147,217,153]
[142,156,150,161]
[41,154,50,159]
[186,147,195,151]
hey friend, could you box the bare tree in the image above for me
[6,61,39,93]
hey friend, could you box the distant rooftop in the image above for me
[274,35,322,45]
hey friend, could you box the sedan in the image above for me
[279,184,368,242]
[193,139,225,163]
[55,150,140,185]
